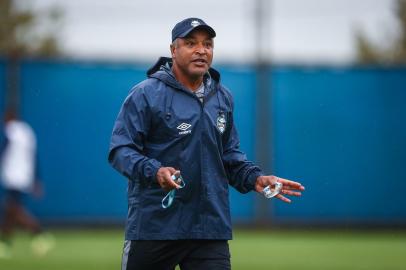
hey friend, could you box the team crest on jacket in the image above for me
[216,112,226,134]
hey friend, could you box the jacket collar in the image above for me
[147,57,221,87]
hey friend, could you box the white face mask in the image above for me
[263,182,283,199]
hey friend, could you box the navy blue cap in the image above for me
[171,18,216,42]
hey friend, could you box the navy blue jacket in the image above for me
[108,57,263,240]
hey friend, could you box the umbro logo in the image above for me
[177,123,192,135]
[177,123,191,131]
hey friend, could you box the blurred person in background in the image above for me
[0,108,54,258]
[109,18,305,270]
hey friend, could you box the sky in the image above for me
[21,0,398,64]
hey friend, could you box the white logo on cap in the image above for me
[191,20,200,27]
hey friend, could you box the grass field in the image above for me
[0,229,405,270]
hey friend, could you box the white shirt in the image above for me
[1,120,37,192]
[194,82,205,103]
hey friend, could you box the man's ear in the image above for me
[170,41,178,59]
[170,44,175,58]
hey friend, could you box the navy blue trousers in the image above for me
[122,240,231,270]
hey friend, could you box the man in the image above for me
[0,109,54,258]
[109,18,305,270]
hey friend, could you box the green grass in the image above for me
[231,230,406,270]
[0,229,405,270]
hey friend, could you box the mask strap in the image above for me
[161,175,186,209]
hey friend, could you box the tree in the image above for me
[0,0,63,111]
[0,0,62,58]
[356,0,406,64]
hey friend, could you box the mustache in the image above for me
[191,58,208,63]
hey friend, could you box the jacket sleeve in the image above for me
[108,87,162,184]
[222,94,264,194]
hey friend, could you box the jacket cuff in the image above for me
[245,169,264,192]
[140,158,162,184]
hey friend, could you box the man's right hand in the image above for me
[156,167,181,192]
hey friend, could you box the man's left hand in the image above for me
[255,175,305,203]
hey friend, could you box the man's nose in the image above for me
[196,44,206,54]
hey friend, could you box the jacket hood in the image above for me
[147,57,221,83]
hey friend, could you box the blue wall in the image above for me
[20,60,147,222]
[0,60,5,116]
[270,67,406,225]
[0,60,6,204]
[1,59,406,226]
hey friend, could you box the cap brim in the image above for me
[178,25,216,39]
